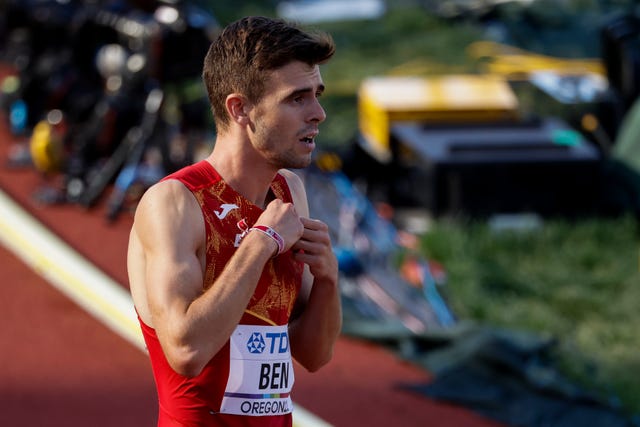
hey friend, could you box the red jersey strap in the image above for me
[162,160,294,206]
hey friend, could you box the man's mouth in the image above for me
[300,131,318,144]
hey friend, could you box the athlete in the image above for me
[127,16,342,427]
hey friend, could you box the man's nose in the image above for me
[309,98,326,123]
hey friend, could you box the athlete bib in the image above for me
[220,324,294,416]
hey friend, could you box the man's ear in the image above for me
[226,94,251,125]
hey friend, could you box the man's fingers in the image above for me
[300,217,327,231]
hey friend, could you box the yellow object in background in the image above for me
[357,75,520,162]
[30,110,66,174]
[467,41,606,79]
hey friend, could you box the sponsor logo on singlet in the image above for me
[220,324,294,416]
[214,203,239,220]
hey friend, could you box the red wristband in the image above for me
[250,225,285,257]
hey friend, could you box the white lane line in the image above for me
[0,188,331,427]
[0,189,144,349]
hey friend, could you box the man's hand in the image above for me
[288,216,341,372]
[255,199,304,253]
[291,217,338,283]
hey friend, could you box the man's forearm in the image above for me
[289,277,342,372]
[158,230,277,376]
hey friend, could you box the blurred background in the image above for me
[1,0,640,426]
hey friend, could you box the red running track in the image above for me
[0,108,501,427]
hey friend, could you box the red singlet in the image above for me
[138,161,304,426]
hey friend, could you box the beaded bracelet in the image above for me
[249,225,285,257]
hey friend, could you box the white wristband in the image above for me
[250,225,285,257]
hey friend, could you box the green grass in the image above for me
[420,216,640,413]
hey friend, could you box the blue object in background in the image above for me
[9,99,27,135]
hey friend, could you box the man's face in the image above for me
[247,61,326,170]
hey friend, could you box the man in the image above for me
[127,16,342,427]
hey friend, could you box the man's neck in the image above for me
[206,141,278,208]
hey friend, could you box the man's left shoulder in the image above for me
[276,169,307,210]
[276,168,299,181]
[278,169,305,192]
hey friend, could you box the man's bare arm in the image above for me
[133,180,303,377]
[281,170,342,372]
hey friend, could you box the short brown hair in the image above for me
[202,16,335,132]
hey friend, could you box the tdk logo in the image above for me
[246,332,266,354]
[246,331,289,354]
